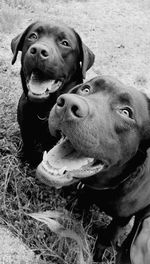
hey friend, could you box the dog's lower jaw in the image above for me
[20,65,83,99]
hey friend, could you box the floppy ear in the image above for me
[11,22,36,65]
[74,30,95,79]
[81,42,95,79]
[140,95,150,149]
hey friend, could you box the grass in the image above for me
[0,6,21,33]
[0,128,109,263]
[0,127,95,263]
[0,0,34,9]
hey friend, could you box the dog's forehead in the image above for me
[29,22,77,43]
[89,76,145,100]
[88,76,128,94]
[89,76,150,119]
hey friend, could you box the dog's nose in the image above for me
[55,94,88,120]
[29,44,49,59]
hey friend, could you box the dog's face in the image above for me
[36,76,150,188]
[11,21,94,102]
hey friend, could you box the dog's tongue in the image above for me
[28,74,62,95]
[37,138,104,188]
[46,139,93,171]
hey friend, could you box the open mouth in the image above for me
[36,137,105,189]
[27,70,63,100]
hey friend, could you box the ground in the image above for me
[0,0,150,263]
[0,227,39,264]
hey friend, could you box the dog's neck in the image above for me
[109,149,148,189]
[84,149,149,191]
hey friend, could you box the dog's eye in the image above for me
[80,85,91,95]
[119,107,133,119]
[61,40,69,47]
[28,33,38,40]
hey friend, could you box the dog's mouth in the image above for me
[36,137,105,189]
[27,70,63,101]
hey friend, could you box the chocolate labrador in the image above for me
[11,21,95,165]
[36,75,150,263]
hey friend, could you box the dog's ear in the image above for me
[81,43,95,79]
[139,95,150,150]
[74,30,95,79]
[11,22,36,65]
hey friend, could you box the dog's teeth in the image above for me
[41,160,67,177]
[43,151,48,162]
[44,80,62,92]
[42,161,51,172]
[98,164,104,171]
[56,81,62,87]
[59,167,67,175]
[49,168,54,174]
[53,169,58,175]
[47,80,55,91]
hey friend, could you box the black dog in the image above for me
[11,21,95,165]
[37,76,150,263]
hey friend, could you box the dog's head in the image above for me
[36,76,150,189]
[11,21,95,102]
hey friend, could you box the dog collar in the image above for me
[80,158,147,192]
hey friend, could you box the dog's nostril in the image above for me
[71,105,81,118]
[57,97,65,107]
[41,49,49,58]
[56,96,86,119]
[30,47,37,55]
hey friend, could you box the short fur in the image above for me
[11,21,95,165]
[48,76,150,263]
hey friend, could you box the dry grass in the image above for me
[0,129,96,263]
[0,134,104,263]
[0,5,22,33]
[1,0,34,9]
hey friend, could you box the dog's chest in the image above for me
[106,168,150,217]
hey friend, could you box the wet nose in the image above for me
[56,94,89,120]
[29,44,49,59]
